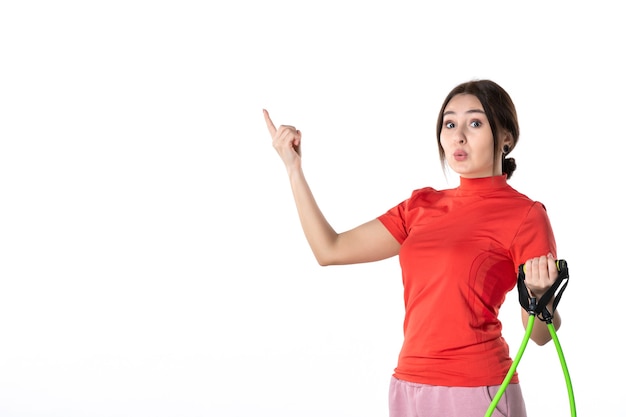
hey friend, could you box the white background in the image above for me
[1,1,623,416]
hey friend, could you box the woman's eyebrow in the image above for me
[443,109,486,116]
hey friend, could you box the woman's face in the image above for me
[439,93,505,178]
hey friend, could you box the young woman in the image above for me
[263,79,561,417]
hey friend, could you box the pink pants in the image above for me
[389,377,527,417]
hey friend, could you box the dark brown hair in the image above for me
[436,79,519,179]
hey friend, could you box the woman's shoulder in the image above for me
[406,186,447,202]
[397,186,456,212]
[503,184,545,205]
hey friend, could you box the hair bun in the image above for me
[503,157,517,179]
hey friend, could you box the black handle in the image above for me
[517,259,569,322]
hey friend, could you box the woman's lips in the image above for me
[453,150,467,161]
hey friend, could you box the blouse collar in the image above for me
[458,174,509,193]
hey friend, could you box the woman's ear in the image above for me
[501,131,513,151]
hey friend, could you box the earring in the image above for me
[503,145,510,154]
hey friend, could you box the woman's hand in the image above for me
[523,252,558,299]
[263,109,302,172]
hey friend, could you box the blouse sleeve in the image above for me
[377,200,409,245]
[509,201,557,267]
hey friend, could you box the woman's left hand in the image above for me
[523,253,558,299]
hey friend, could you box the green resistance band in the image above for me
[485,260,576,417]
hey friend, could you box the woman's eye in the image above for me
[470,121,482,128]
[445,122,455,129]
